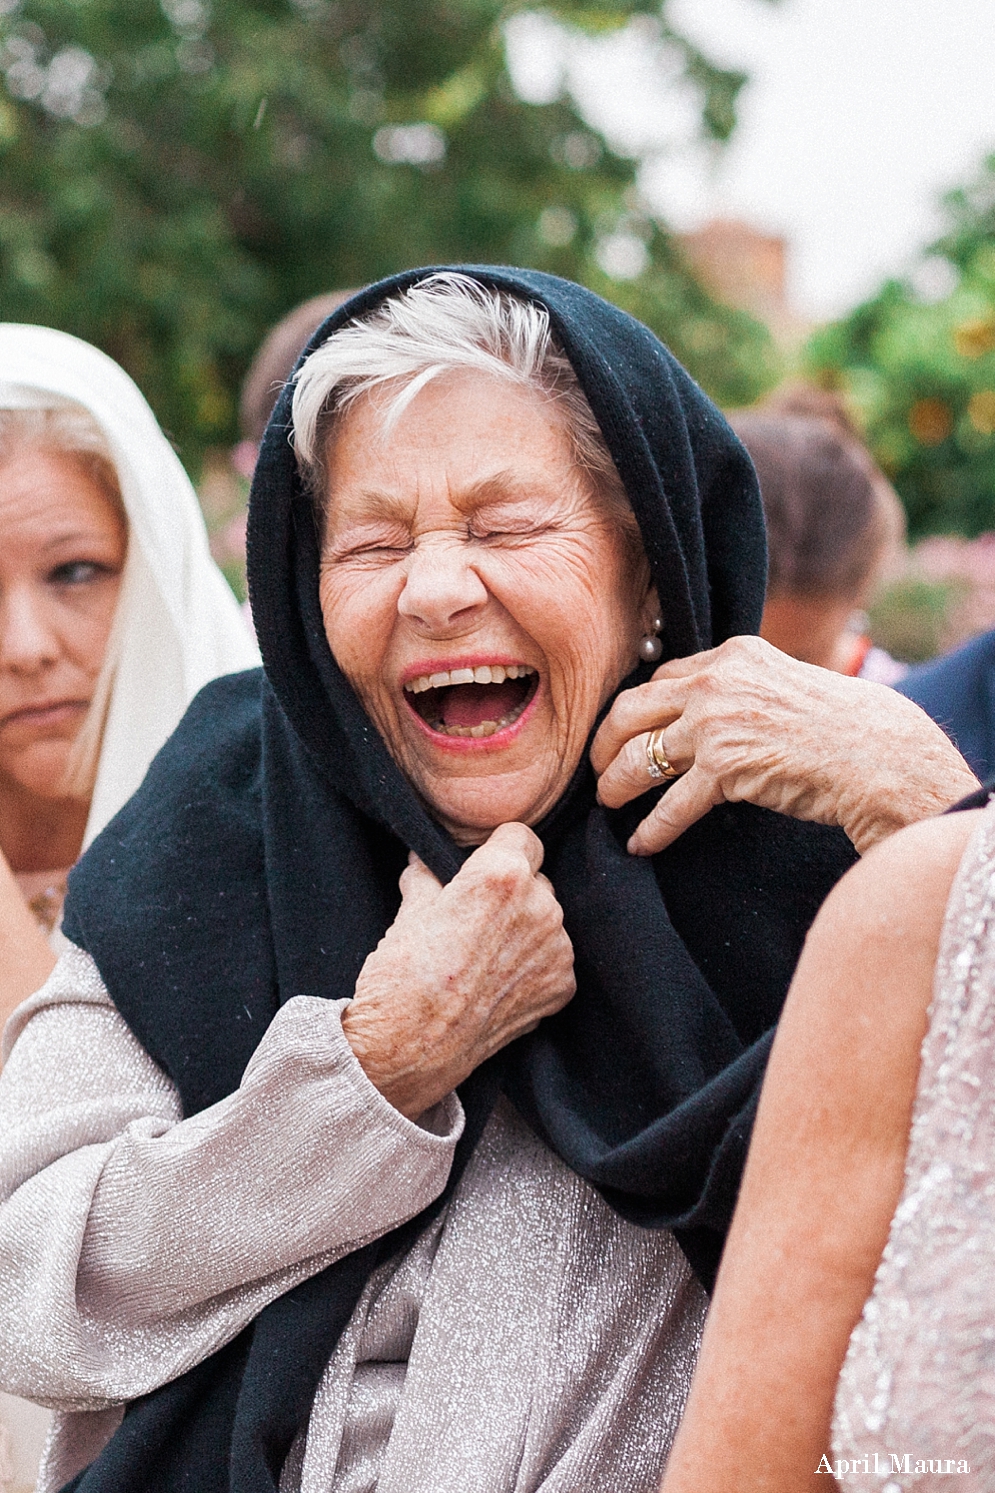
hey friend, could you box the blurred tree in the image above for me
[807,152,995,539]
[0,0,779,470]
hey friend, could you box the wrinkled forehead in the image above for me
[319,369,600,534]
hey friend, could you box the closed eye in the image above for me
[467,503,560,542]
[468,520,558,544]
[328,536,414,564]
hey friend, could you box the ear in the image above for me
[633,581,664,665]
[640,582,661,637]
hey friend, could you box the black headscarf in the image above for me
[59,267,857,1493]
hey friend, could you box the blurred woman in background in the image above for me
[731,394,906,681]
[0,323,258,1492]
[232,288,356,481]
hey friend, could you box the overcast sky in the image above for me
[548,0,995,320]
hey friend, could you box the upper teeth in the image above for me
[404,663,536,694]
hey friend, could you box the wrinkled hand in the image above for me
[591,636,979,858]
[341,822,575,1120]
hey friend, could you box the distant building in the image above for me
[678,219,805,342]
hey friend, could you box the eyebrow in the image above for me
[329,470,553,529]
[450,472,548,513]
[40,529,119,554]
[328,489,412,528]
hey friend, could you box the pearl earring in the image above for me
[638,615,664,663]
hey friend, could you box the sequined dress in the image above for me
[0,949,705,1493]
[832,801,995,1489]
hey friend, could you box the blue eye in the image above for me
[49,561,109,585]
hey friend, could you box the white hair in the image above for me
[0,403,127,800]
[290,272,632,527]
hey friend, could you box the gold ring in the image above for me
[645,727,682,781]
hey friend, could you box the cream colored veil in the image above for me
[0,324,260,848]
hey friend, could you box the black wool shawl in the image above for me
[59,267,857,1493]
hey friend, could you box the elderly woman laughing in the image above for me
[0,270,976,1493]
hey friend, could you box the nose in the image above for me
[0,583,61,675]
[397,536,489,634]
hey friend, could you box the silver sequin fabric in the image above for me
[0,947,705,1492]
[833,800,995,1490]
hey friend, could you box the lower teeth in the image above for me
[430,702,528,738]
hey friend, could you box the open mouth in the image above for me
[403,663,539,739]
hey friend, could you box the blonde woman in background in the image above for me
[0,324,258,1493]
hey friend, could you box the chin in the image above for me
[423,778,556,843]
[0,746,77,802]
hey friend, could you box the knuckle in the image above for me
[492,820,540,860]
[608,686,635,719]
[697,666,723,697]
[552,974,576,1008]
[532,884,563,921]
[611,691,647,737]
[619,735,646,776]
[479,852,528,898]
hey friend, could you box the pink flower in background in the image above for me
[912,533,995,649]
[210,510,248,568]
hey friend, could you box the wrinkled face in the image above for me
[318,371,651,842]
[0,448,126,804]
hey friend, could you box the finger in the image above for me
[648,635,766,684]
[657,712,694,765]
[648,643,727,682]
[626,763,725,855]
[590,678,690,775]
[596,725,692,811]
[480,820,545,876]
[398,855,444,910]
[595,730,659,809]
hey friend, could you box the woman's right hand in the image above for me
[341,822,575,1120]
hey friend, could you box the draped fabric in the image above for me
[59,267,857,1493]
[0,323,259,1493]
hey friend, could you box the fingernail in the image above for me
[626,835,641,855]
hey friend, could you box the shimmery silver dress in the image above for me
[832,801,995,1490]
[0,949,706,1493]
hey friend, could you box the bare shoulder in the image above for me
[764,809,988,1120]
[841,808,984,927]
[798,809,985,1007]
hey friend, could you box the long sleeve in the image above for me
[0,946,463,1412]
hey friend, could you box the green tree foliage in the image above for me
[0,0,778,470]
[808,153,995,538]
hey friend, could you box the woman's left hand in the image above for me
[591,636,980,857]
